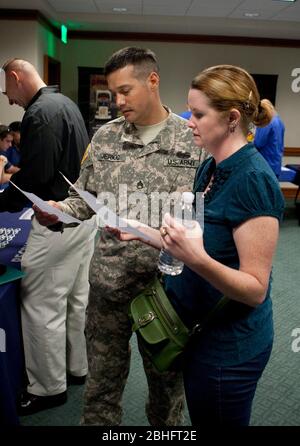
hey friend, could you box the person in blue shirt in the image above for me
[254,100,285,178]
[6,121,21,167]
[113,64,284,426]
[179,110,192,120]
[0,124,17,190]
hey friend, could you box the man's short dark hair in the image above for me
[0,124,10,139]
[104,47,159,79]
[9,121,21,132]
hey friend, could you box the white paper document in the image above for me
[60,172,154,243]
[19,208,34,220]
[10,181,84,225]
[96,206,154,243]
[59,171,103,214]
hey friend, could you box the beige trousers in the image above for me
[21,216,96,396]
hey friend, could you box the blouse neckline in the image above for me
[195,143,257,201]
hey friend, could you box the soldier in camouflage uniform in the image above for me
[35,47,208,425]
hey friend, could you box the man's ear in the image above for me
[148,72,159,90]
[9,70,20,83]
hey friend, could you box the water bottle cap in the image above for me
[182,192,194,204]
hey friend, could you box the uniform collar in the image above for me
[120,106,176,156]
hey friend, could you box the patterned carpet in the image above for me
[251,205,300,426]
[20,201,300,426]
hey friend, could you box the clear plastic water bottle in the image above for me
[158,192,195,276]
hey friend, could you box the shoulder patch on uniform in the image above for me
[81,144,91,165]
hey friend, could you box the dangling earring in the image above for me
[229,123,236,133]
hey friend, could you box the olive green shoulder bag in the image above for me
[129,275,229,373]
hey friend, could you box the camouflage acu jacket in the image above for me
[61,111,208,300]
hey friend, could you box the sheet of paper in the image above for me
[9,181,84,225]
[59,171,103,214]
[19,208,34,220]
[96,206,154,243]
[60,172,154,243]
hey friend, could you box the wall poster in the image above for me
[78,67,119,138]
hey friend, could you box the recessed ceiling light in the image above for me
[244,12,260,17]
[113,7,128,12]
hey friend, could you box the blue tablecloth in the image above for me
[279,167,297,182]
[0,209,32,425]
[284,164,300,204]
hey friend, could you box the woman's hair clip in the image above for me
[242,102,250,111]
[241,90,254,113]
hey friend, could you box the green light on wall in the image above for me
[46,32,55,57]
[61,25,68,44]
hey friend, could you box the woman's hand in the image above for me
[105,219,162,250]
[162,214,279,307]
[160,213,207,267]
[105,225,139,242]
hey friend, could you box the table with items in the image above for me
[0,209,32,425]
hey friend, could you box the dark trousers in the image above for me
[183,344,272,426]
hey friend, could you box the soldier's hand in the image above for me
[33,200,61,226]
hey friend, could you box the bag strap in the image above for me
[158,273,230,338]
[190,295,230,336]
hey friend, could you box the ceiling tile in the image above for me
[143,0,191,7]
[143,9,189,16]
[229,0,292,19]
[186,0,243,17]
[238,0,293,10]
[2,0,300,39]
[94,0,142,14]
[143,0,191,15]
[272,0,300,19]
[47,0,98,13]
[230,9,280,20]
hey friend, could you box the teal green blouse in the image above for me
[165,143,285,366]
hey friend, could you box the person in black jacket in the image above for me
[0,59,96,415]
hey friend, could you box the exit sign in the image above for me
[61,25,68,44]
